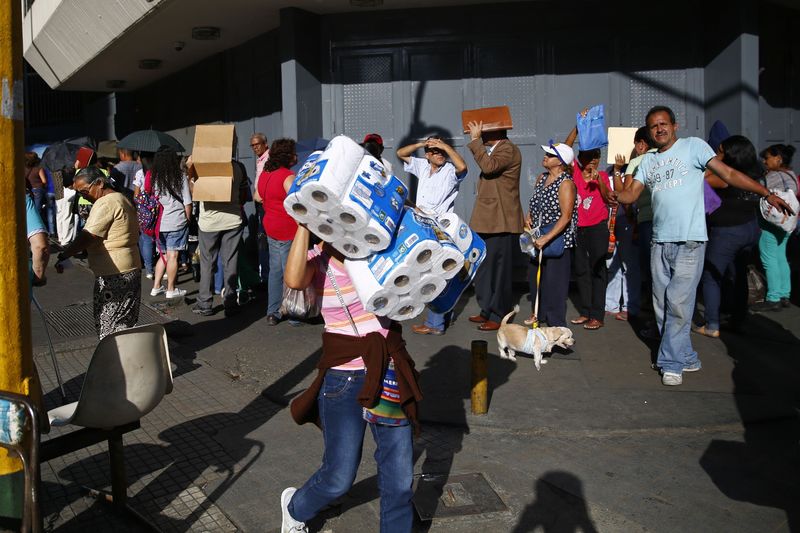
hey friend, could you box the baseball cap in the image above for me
[363,133,383,146]
[541,142,574,166]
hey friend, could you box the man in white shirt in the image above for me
[251,133,270,287]
[397,135,467,334]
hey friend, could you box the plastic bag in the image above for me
[759,189,799,233]
[746,265,766,305]
[280,285,321,320]
[576,105,608,150]
[704,180,722,215]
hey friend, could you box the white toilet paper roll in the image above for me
[406,239,443,272]
[431,243,465,280]
[387,295,426,322]
[436,213,473,253]
[310,216,346,242]
[295,136,365,211]
[354,221,394,253]
[329,201,369,232]
[345,259,400,315]
[283,193,320,225]
[382,261,420,295]
[412,273,448,303]
[334,235,372,259]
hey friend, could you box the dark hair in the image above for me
[760,143,796,168]
[24,152,40,168]
[634,126,653,146]
[151,145,183,195]
[645,106,676,125]
[721,135,763,181]
[363,141,384,159]
[140,151,155,171]
[265,138,296,172]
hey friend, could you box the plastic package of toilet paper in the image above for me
[387,295,426,321]
[427,229,487,314]
[437,212,473,252]
[283,150,324,224]
[338,172,408,255]
[345,259,401,314]
[430,242,465,280]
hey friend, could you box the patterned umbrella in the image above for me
[117,130,185,153]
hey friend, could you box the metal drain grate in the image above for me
[413,472,507,520]
[45,302,169,339]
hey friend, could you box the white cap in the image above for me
[541,143,575,166]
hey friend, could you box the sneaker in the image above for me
[166,288,187,299]
[145,271,154,280]
[280,487,307,533]
[781,298,791,308]
[691,324,719,338]
[683,361,702,373]
[150,286,165,297]
[192,304,213,316]
[266,314,279,326]
[751,300,781,313]
[661,372,682,386]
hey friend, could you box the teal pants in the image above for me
[759,222,791,302]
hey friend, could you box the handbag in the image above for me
[134,170,161,236]
[576,104,608,150]
[279,285,321,320]
[325,266,408,427]
[530,213,566,258]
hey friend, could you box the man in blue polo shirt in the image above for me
[613,105,793,386]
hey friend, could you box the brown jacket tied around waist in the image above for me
[289,324,423,434]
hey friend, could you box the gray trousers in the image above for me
[197,226,242,309]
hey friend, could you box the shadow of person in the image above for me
[699,313,800,530]
[512,471,598,533]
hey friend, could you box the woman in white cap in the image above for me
[524,142,578,327]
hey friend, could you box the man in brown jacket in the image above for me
[466,120,525,331]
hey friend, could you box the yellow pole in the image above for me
[0,0,35,520]
[470,340,488,415]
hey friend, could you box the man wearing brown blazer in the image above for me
[466,120,525,331]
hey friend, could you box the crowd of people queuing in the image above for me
[22,104,797,533]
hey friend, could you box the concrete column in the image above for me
[279,8,323,141]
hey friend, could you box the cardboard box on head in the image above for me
[606,127,639,165]
[461,106,513,134]
[192,124,235,202]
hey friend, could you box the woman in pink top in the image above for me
[256,139,299,325]
[565,116,615,329]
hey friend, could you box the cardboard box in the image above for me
[461,106,513,133]
[606,127,639,165]
[191,124,235,202]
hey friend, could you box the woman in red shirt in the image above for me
[257,138,299,325]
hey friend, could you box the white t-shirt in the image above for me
[404,156,467,215]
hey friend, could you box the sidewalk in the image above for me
[30,258,799,532]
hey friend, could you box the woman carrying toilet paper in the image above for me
[397,135,468,335]
[280,224,422,533]
[258,139,300,326]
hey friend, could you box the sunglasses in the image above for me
[425,148,446,156]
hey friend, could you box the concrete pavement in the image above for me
[29,255,799,532]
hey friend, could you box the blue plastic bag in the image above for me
[577,105,608,150]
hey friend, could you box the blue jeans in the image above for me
[139,231,155,274]
[652,241,705,375]
[267,237,292,317]
[289,370,413,532]
[424,310,450,331]
[605,209,641,315]
[700,220,760,330]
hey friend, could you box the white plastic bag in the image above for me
[759,190,799,233]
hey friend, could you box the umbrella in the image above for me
[291,137,330,173]
[41,141,84,172]
[118,130,185,153]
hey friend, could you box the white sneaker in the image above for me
[166,288,187,299]
[150,286,165,296]
[662,372,682,386]
[145,272,154,280]
[280,487,307,533]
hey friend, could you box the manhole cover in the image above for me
[413,472,507,520]
[45,302,169,338]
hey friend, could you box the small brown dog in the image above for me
[497,305,575,370]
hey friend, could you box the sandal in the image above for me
[615,311,628,321]
[523,314,537,326]
[570,316,590,325]
[583,319,603,330]
[691,324,719,338]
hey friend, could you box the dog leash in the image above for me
[532,258,542,329]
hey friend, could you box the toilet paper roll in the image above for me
[329,201,369,232]
[428,232,488,315]
[431,242,465,280]
[354,221,394,253]
[283,193,320,225]
[406,239,442,272]
[345,259,400,315]
[387,295,426,322]
[381,260,420,295]
[345,173,408,253]
[310,216,346,242]
[291,136,365,211]
[412,273,448,303]
[436,213,473,253]
[334,235,372,260]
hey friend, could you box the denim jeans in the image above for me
[700,219,760,330]
[424,309,451,331]
[267,237,292,317]
[289,370,413,533]
[139,231,155,274]
[759,221,791,302]
[605,209,641,315]
[651,241,705,375]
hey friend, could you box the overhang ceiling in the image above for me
[24,0,528,92]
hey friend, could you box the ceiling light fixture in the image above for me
[138,59,162,70]
[192,26,221,40]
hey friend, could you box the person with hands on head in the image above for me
[465,119,524,332]
[612,105,794,386]
[397,135,467,335]
[564,107,615,330]
[524,142,578,328]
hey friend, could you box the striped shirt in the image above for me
[308,245,390,369]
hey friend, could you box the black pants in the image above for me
[474,232,516,323]
[574,222,609,321]
[528,250,571,327]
